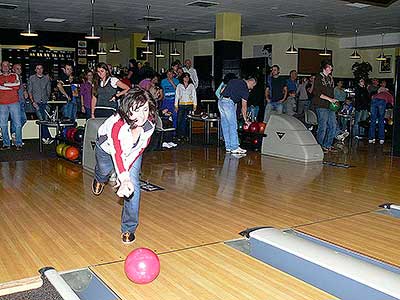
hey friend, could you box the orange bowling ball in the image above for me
[65,146,79,161]
[258,122,267,133]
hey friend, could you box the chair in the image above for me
[155,114,175,149]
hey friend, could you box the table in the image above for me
[200,99,216,114]
[187,114,220,146]
[36,120,75,152]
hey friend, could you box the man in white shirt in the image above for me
[182,59,199,89]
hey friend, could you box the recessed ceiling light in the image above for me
[177,32,197,36]
[278,13,308,19]
[138,16,163,21]
[103,26,125,31]
[0,3,18,9]
[44,18,66,23]
[345,2,371,8]
[192,30,211,34]
[186,0,219,7]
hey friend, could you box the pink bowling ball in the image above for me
[124,248,160,284]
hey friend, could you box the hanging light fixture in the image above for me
[109,23,121,53]
[85,0,100,39]
[143,45,153,55]
[20,0,38,37]
[286,22,298,54]
[376,33,386,61]
[350,29,361,59]
[87,49,97,57]
[156,32,165,58]
[170,28,180,56]
[319,26,331,56]
[142,4,155,43]
[97,27,107,55]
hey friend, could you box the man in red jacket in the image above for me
[0,61,22,150]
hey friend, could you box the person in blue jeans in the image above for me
[369,90,394,144]
[92,87,156,244]
[10,64,27,144]
[160,69,179,129]
[28,64,53,144]
[219,77,257,154]
[263,65,287,123]
[312,59,339,152]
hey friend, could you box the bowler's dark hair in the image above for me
[180,72,193,84]
[118,86,156,128]
[320,59,332,71]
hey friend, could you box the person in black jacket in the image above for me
[352,78,370,138]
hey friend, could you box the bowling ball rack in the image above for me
[55,128,84,165]
[238,130,266,151]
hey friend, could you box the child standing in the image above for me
[91,87,156,244]
[285,90,297,116]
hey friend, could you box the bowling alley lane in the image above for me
[91,243,337,300]
[297,212,400,267]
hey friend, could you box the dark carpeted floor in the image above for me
[0,139,57,162]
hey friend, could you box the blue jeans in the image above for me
[35,103,51,139]
[94,144,142,233]
[0,102,22,147]
[369,99,386,140]
[83,106,91,120]
[263,102,283,123]
[177,105,192,137]
[316,108,337,148]
[63,98,78,121]
[218,98,239,150]
[352,109,369,137]
[11,100,27,135]
[247,105,259,121]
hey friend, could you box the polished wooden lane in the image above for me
[91,243,337,300]
[1,145,400,290]
[297,212,400,267]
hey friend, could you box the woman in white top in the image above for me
[91,62,130,118]
[174,72,197,139]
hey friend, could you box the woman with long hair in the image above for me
[175,72,197,140]
[80,70,94,119]
[91,62,130,118]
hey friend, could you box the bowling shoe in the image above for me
[92,178,105,196]
[121,232,136,244]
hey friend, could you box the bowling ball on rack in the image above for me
[243,122,250,132]
[252,138,260,145]
[68,128,78,142]
[249,122,260,133]
[65,146,80,161]
[74,128,85,144]
[56,143,66,157]
[62,128,69,139]
[62,145,71,158]
[258,122,267,133]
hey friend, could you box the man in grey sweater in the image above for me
[28,64,53,144]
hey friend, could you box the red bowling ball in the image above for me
[249,122,260,133]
